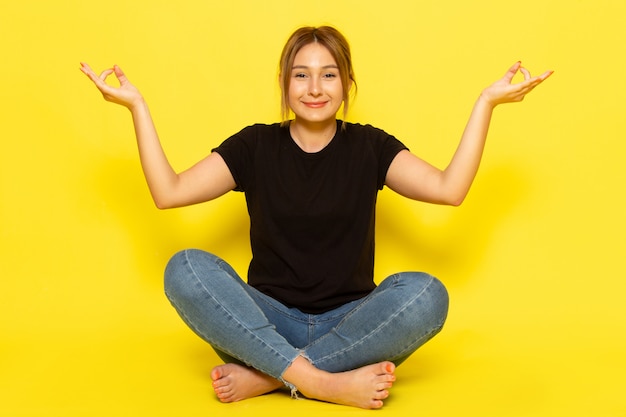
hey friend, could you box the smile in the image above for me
[303,101,328,108]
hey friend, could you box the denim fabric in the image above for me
[164,249,448,383]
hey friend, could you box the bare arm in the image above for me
[80,63,236,209]
[385,62,553,206]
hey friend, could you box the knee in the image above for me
[423,274,448,304]
[164,249,235,302]
[164,250,188,300]
[163,249,205,301]
[403,273,449,328]
[425,275,449,326]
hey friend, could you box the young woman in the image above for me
[80,26,552,409]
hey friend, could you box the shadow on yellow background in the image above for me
[1,1,625,416]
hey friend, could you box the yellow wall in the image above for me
[1,0,625,416]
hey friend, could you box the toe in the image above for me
[374,389,389,400]
[369,398,384,409]
[211,366,224,381]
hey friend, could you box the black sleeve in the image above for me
[353,124,408,190]
[211,125,258,192]
[377,134,408,190]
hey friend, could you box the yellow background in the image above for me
[1,0,625,416]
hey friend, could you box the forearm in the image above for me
[129,100,179,209]
[80,63,236,209]
[386,62,551,206]
[440,94,495,205]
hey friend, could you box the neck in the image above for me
[290,119,337,153]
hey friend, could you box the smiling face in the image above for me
[279,26,356,125]
[287,42,345,126]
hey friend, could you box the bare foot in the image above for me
[285,358,397,409]
[210,363,283,403]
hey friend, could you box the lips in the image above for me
[303,101,328,108]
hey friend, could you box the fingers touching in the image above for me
[484,62,553,106]
[79,62,143,108]
[503,61,522,82]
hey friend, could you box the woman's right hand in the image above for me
[80,62,144,110]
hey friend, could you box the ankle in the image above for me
[282,356,328,396]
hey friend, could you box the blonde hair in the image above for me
[278,26,357,125]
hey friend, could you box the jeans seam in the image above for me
[252,293,310,323]
[177,250,296,377]
[311,274,436,365]
[252,292,352,324]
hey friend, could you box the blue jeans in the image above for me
[164,249,448,387]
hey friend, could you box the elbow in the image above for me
[448,194,466,207]
[149,182,185,209]
[441,182,470,206]
[153,195,177,210]
[440,191,466,207]
[449,198,464,207]
[440,197,464,207]
[154,200,171,210]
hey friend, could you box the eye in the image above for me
[293,73,307,78]
[323,73,338,79]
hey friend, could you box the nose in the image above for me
[308,77,321,96]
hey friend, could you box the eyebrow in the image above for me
[291,64,339,70]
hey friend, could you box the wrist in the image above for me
[477,91,497,110]
[128,96,148,114]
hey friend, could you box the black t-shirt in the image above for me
[213,120,407,313]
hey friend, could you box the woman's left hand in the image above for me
[480,61,553,107]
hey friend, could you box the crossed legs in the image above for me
[164,249,448,409]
